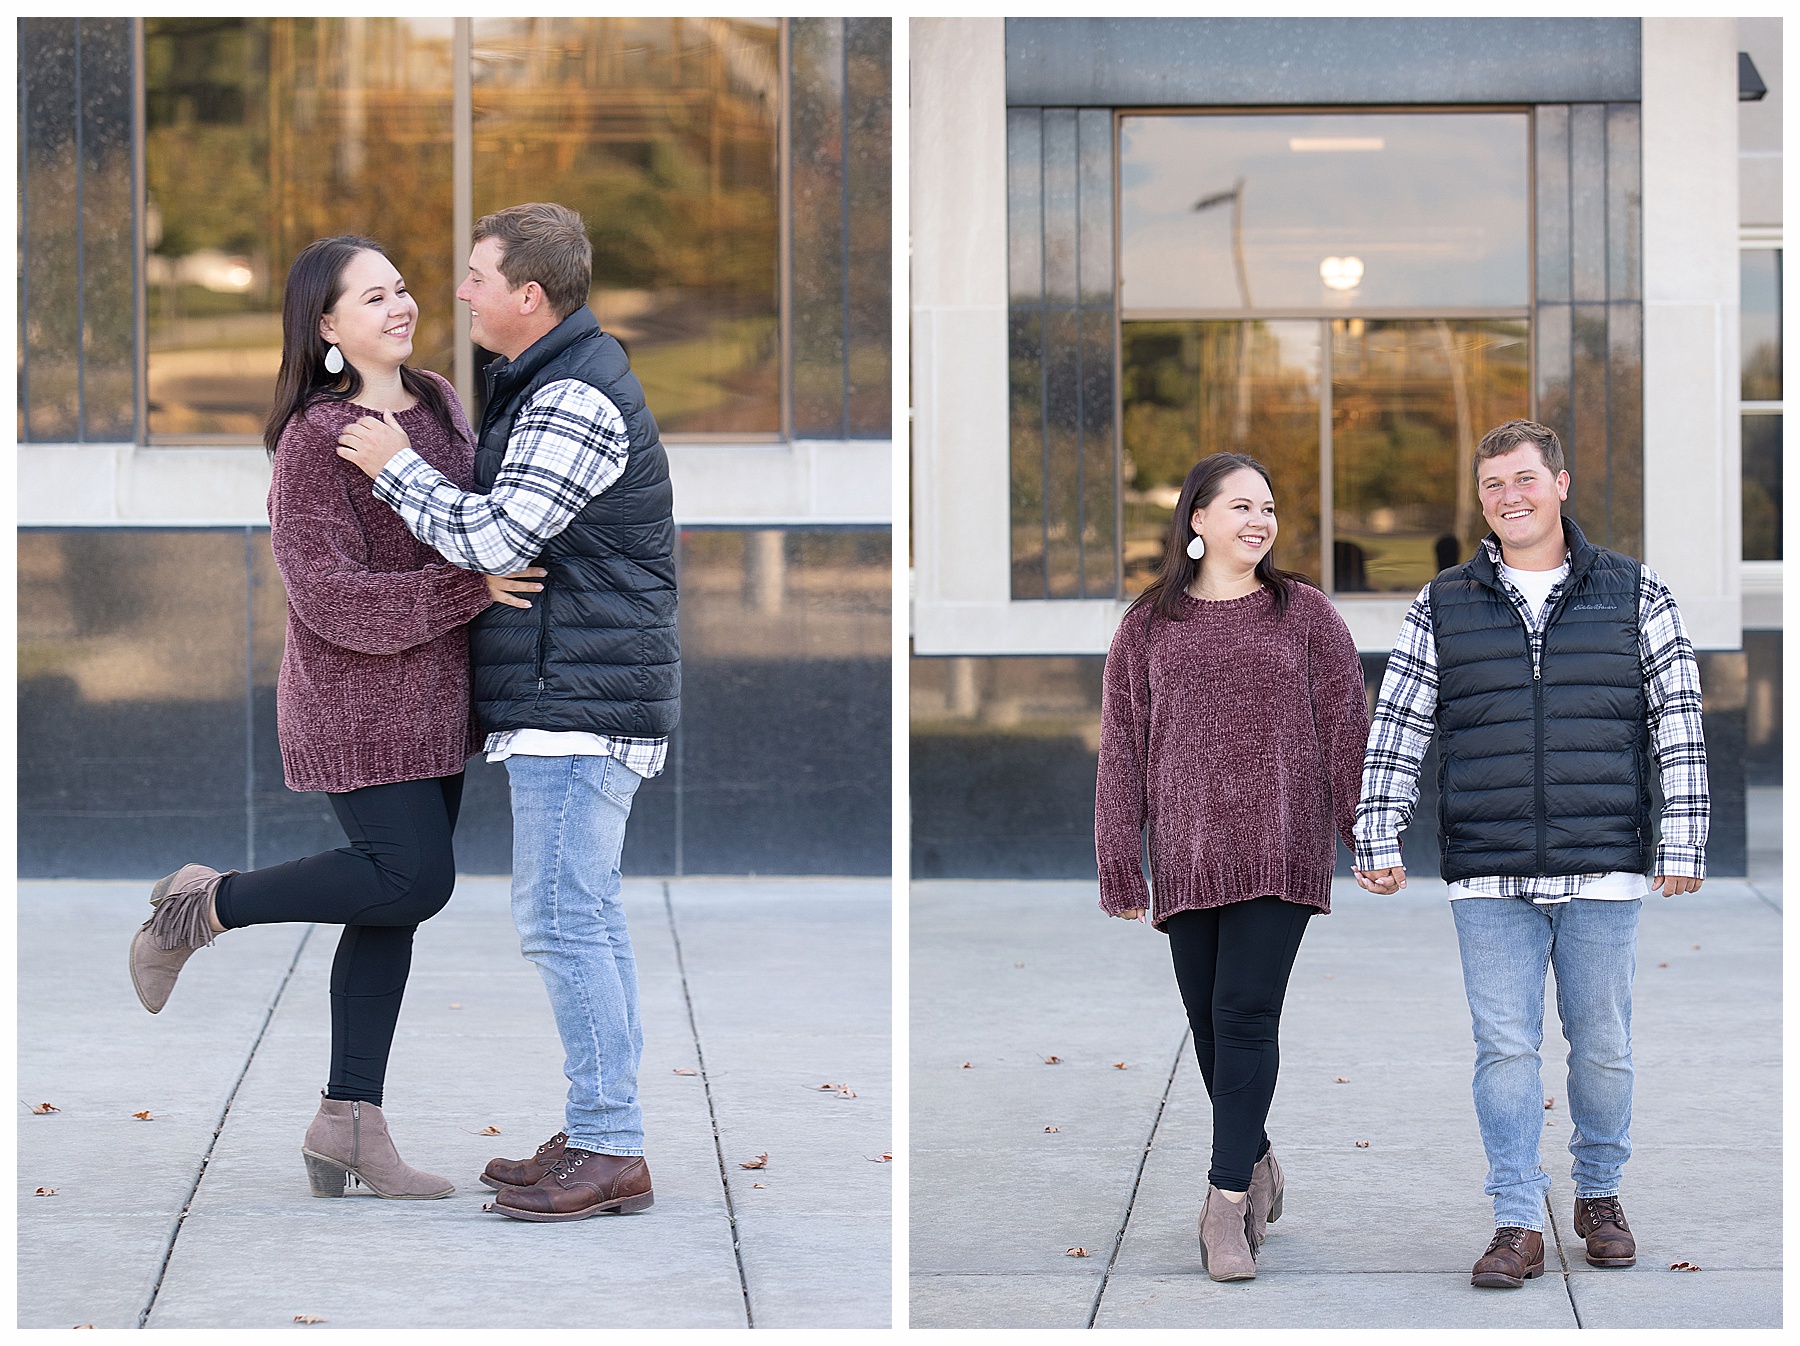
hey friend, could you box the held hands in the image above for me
[337,410,412,479]
[1354,866,1405,894]
[484,568,546,609]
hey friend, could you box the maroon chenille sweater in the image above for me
[1095,583,1369,926]
[268,375,492,793]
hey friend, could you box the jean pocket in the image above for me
[598,755,644,807]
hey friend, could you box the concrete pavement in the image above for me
[911,799,1781,1330]
[19,877,890,1330]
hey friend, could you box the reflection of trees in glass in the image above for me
[1742,414,1782,561]
[1740,250,1782,403]
[1331,320,1527,592]
[474,18,780,434]
[145,18,455,439]
[1120,321,1321,593]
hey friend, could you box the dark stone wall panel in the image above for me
[1006,18,1641,107]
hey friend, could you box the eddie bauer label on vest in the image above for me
[1572,603,1617,611]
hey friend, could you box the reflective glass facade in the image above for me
[19,17,890,445]
[1011,102,1643,596]
[1741,248,1782,561]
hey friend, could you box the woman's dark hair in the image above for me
[262,235,456,456]
[1127,452,1315,622]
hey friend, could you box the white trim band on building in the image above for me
[17,439,894,528]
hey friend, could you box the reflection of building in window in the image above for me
[136,17,889,444]
[1740,248,1781,561]
[1012,103,1645,598]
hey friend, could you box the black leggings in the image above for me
[212,774,463,1107]
[1166,895,1315,1192]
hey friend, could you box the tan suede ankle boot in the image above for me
[1198,1185,1257,1281]
[301,1094,455,1200]
[129,863,236,1014]
[1246,1147,1284,1254]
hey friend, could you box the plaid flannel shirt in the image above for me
[374,377,668,779]
[1352,539,1708,900]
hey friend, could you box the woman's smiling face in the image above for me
[319,248,418,375]
[1190,466,1278,570]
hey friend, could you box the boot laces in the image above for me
[1487,1227,1531,1254]
[1584,1196,1627,1229]
[547,1150,588,1181]
[537,1132,568,1159]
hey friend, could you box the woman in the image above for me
[1094,453,1368,1281]
[127,235,543,1201]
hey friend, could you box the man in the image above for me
[338,202,678,1223]
[1351,418,1707,1289]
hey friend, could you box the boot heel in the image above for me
[303,1151,349,1197]
[614,1191,654,1214]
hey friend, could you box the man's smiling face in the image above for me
[1478,443,1570,556]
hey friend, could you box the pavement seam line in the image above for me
[136,923,317,1329]
[1086,1027,1190,1330]
[1745,880,1782,915]
[1545,1199,1583,1327]
[664,881,755,1329]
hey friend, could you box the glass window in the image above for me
[472,18,780,435]
[1742,413,1782,562]
[1742,249,1781,403]
[144,18,456,440]
[1331,319,1529,592]
[1119,112,1530,314]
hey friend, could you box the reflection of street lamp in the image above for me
[1194,179,1254,447]
[1193,178,1253,309]
[1320,256,1364,291]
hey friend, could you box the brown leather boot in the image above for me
[480,1131,568,1190]
[1245,1147,1284,1255]
[1197,1185,1256,1281]
[486,1148,654,1222]
[1574,1195,1636,1267]
[300,1094,455,1200]
[129,863,236,1013]
[1471,1227,1545,1288]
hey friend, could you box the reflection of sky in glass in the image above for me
[1120,113,1529,311]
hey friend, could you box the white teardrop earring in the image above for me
[324,343,345,374]
[1186,534,1205,560]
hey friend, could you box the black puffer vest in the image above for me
[1430,518,1648,881]
[467,307,680,737]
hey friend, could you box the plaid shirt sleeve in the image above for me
[1639,565,1709,878]
[1352,585,1438,872]
[373,379,630,576]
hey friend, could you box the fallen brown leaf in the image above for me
[1043,1056,1062,1065]
[1691,945,1700,951]
[1658,962,1668,968]
[1324,973,1335,980]
[1066,1247,1090,1258]
[1112,1062,1128,1070]
[960,1062,972,1069]
[1355,1140,1370,1148]
[478,1126,501,1136]
[30,1103,59,1115]
[869,1152,893,1162]
[673,1067,698,1076]
[294,1314,328,1324]
[816,1082,845,1091]
[1014,962,1025,968]
[1044,1126,1061,1133]
[1670,1261,1702,1272]
[33,1187,56,1196]
[132,1111,154,1122]
[740,1153,769,1170]
[1334,1077,1350,1084]
[1544,1097,1555,1109]
[752,1182,765,1188]
[448,1003,462,1010]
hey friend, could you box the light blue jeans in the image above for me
[505,753,645,1157]
[1450,896,1640,1231]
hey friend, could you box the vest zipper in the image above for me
[534,589,551,693]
